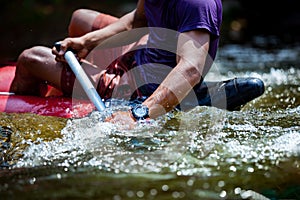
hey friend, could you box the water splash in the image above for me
[2,45,300,199]
[14,103,299,177]
[13,105,225,172]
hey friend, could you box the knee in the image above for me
[69,9,88,36]
[18,48,35,66]
[17,46,45,68]
[68,9,99,37]
[71,9,90,18]
[70,9,86,24]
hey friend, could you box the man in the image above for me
[10,0,264,125]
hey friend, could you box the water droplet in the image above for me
[150,188,157,196]
[127,190,134,197]
[162,184,169,191]
[56,173,62,179]
[229,165,237,172]
[247,167,254,173]
[218,180,225,188]
[187,179,194,186]
[29,177,36,184]
[219,190,227,198]
[172,191,180,198]
[136,191,144,198]
[234,187,242,194]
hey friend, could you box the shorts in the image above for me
[61,50,142,100]
[91,13,118,31]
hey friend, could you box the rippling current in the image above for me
[1,45,300,200]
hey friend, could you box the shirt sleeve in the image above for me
[176,0,222,36]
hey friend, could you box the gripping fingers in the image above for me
[52,42,67,62]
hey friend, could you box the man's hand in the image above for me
[52,37,90,63]
[105,110,137,130]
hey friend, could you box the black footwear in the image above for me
[223,77,265,110]
[181,77,265,111]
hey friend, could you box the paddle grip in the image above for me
[54,42,74,53]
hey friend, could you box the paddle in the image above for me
[54,42,106,112]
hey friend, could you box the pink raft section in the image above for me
[0,65,95,118]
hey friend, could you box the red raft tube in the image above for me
[0,65,95,118]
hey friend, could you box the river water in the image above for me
[1,44,300,199]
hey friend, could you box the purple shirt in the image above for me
[134,0,223,94]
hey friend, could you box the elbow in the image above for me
[177,54,205,87]
[183,64,203,86]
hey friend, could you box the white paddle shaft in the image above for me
[64,51,106,111]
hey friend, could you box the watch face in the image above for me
[132,105,149,120]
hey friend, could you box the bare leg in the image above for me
[10,46,64,95]
[68,9,102,37]
[10,9,103,95]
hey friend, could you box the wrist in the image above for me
[82,33,99,50]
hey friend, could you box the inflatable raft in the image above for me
[0,64,265,118]
[0,65,94,118]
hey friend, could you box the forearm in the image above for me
[142,61,202,118]
[81,10,137,50]
[143,30,210,119]
[82,2,147,51]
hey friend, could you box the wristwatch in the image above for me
[131,104,149,120]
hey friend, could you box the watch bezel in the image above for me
[131,104,149,120]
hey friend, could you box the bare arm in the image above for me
[105,29,210,126]
[142,29,210,118]
[82,0,147,51]
[54,0,147,60]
